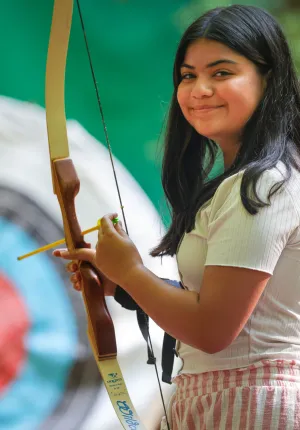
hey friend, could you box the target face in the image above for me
[0,186,101,430]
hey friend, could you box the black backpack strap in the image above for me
[114,279,184,382]
[160,279,183,384]
[136,307,156,365]
[114,285,138,310]
[114,286,155,363]
[161,332,177,384]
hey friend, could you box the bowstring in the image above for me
[75,2,171,429]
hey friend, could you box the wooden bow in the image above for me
[45,0,147,428]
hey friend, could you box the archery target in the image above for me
[0,96,178,430]
[0,186,101,430]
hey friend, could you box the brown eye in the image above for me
[180,73,195,80]
[213,71,232,78]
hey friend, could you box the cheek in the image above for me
[177,86,189,113]
[224,77,262,119]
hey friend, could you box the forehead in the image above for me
[183,38,244,66]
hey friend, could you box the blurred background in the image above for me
[0,1,299,429]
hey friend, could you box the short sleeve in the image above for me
[205,171,300,275]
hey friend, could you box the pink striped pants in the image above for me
[160,360,300,429]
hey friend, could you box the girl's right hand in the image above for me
[66,261,117,296]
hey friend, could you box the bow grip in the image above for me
[53,158,117,359]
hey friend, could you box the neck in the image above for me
[214,137,240,170]
[223,150,238,170]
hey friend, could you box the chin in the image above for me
[193,127,221,140]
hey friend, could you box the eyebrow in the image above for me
[180,59,238,69]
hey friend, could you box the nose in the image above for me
[191,78,214,98]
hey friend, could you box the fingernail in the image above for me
[53,250,61,257]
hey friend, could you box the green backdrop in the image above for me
[1,0,297,217]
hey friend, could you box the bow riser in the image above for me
[53,158,117,357]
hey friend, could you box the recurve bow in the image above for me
[45,0,149,428]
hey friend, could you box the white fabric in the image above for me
[176,161,300,374]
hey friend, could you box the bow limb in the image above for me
[45,1,146,428]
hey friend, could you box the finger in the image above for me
[100,214,119,234]
[70,272,81,283]
[101,214,127,238]
[74,282,82,291]
[100,213,118,225]
[66,261,79,273]
[70,274,77,284]
[69,273,82,291]
[117,220,123,228]
[98,224,104,241]
[109,213,118,221]
[53,247,96,263]
[114,221,127,238]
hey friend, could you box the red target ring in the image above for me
[0,271,30,394]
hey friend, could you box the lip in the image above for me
[190,105,223,116]
[192,105,223,111]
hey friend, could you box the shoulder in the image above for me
[211,161,300,213]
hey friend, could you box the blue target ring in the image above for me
[0,217,77,430]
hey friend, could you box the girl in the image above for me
[54,5,300,429]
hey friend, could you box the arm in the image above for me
[119,264,270,354]
[114,279,182,310]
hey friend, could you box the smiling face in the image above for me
[177,39,266,165]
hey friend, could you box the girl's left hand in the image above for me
[53,213,143,287]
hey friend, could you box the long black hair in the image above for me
[151,5,300,257]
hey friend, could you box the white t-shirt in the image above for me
[176,161,300,374]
